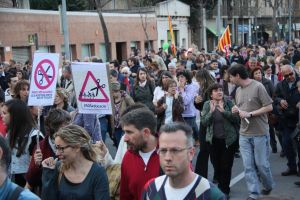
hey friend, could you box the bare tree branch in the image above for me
[93,0,112,61]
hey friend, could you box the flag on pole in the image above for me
[217,25,231,56]
[168,16,177,56]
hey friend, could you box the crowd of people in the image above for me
[1,39,300,200]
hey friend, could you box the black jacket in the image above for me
[274,76,300,128]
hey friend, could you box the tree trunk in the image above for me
[95,1,111,61]
[12,0,17,7]
[140,14,151,50]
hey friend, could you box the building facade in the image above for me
[0,8,157,63]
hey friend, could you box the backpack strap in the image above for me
[10,186,24,200]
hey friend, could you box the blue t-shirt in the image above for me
[0,177,40,200]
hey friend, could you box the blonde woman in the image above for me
[41,124,109,200]
[53,88,75,113]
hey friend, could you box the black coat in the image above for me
[274,76,300,128]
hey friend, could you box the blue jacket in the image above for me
[0,177,40,200]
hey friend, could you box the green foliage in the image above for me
[30,0,88,11]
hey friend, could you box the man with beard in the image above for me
[120,108,160,200]
[142,122,225,200]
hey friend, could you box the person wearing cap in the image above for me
[110,82,134,146]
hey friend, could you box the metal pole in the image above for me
[216,0,221,39]
[34,33,39,50]
[288,0,292,42]
[248,18,252,45]
[203,7,207,51]
[61,0,70,60]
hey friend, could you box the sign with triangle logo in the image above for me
[78,71,110,102]
[71,62,112,115]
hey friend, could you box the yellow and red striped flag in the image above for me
[168,16,177,56]
[217,25,231,56]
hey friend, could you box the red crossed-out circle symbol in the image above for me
[34,59,56,90]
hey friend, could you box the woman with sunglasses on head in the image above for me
[42,124,109,200]
[2,99,44,187]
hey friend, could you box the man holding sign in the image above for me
[228,64,274,200]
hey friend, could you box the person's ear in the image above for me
[142,128,151,138]
[188,147,195,162]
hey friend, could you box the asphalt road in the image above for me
[105,134,299,200]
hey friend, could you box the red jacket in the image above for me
[25,135,55,188]
[120,149,160,200]
[0,117,7,137]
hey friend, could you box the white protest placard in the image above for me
[71,62,112,114]
[28,53,59,106]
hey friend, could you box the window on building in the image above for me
[81,44,95,60]
[99,43,107,62]
[61,45,73,60]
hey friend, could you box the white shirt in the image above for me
[139,148,156,166]
[165,96,173,124]
[4,88,13,102]
[10,129,44,174]
[164,175,199,200]
[153,86,165,104]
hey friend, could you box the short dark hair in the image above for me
[121,103,148,117]
[207,83,223,99]
[250,67,263,79]
[262,65,271,71]
[6,73,17,84]
[165,79,177,90]
[121,108,157,135]
[159,122,193,147]
[110,69,118,78]
[0,136,11,172]
[176,70,192,84]
[45,108,71,137]
[157,70,173,87]
[228,64,249,79]
[280,59,290,65]
[220,65,230,78]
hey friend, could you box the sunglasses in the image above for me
[284,72,294,79]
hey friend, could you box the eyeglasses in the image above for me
[284,72,294,79]
[157,147,191,156]
[122,72,128,75]
[55,145,71,153]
